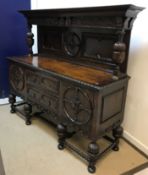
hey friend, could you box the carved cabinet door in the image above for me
[60,82,94,130]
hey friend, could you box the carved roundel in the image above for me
[63,32,81,57]
[10,65,25,91]
[63,87,92,125]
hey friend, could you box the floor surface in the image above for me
[0,105,147,175]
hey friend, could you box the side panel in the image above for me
[101,88,124,123]
[95,78,129,139]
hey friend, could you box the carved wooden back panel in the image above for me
[20,4,144,74]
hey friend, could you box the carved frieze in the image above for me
[71,16,123,28]
[28,16,124,28]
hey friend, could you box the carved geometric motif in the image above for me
[10,65,25,91]
[63,87,92,125]
[63,32,81,57]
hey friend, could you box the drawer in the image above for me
[40,76,60,93]
[26,70,60,93]
[26,70,40,84]
[40,94,59,113]
[27,87,40,102]
[26,86,59,114]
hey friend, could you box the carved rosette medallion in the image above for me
[63,32,81,57]
[63,87,92,125]
[10,65,25,91]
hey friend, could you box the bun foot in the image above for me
[25,120,31,125]
[113,145,119,151]
[9,94,16,113]
[58,144,64,150]
[10,109,15,113]
[24,104,32,126]
[57,124,66,151]
[88,165,96,173]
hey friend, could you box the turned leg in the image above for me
[24,104,32,125]
[57,124,67,150]
[87,142,99,173]
[112,126,123,151]
[9,94,16,113]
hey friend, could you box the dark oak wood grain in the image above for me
[9,55,114,86]
[8,4,143,173]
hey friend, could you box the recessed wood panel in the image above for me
[101,88,124,123]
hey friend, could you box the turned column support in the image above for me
[112,126,123,151]
[24,104,32,125]
[9,94,16,113]
[87,142,99,173]
[27,23,34,56]
[57,124,67,150]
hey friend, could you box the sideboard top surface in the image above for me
[8,55,119,86]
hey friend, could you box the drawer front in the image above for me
[27,87,40,102]
[26,71,40,85]
[40,94,59,113]
[40,76,59,93]
[26,69,60,115]
[26,70,60,93]
[27,86,59,114]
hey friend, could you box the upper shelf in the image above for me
[19,4,144,30]
[18,5,144,75]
